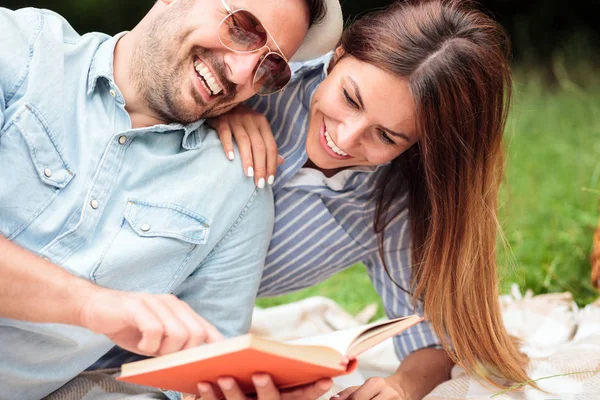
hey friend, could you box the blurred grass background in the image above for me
[258,54,600,316]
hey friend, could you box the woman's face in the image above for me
[306,52,419,172]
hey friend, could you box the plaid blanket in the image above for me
[45,289,600,399]
[251,288,600,399]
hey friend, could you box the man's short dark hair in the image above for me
[306,0,326,28]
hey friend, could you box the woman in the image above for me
[207,0,531,398]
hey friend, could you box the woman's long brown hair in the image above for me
[340,0,531,388]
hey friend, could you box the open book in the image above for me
[118,315,423,395]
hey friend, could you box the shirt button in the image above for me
[140,224,151,232]
[44,168,52,178]
[90,199,99,209]
[109,89,116,97]
[118,135,127,145]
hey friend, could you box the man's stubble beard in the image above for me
[130,0,239,124]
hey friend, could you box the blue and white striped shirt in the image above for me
[249,55,441,359]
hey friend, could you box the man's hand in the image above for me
[79,289,224,356]
[335,377,407,400]
[196,374,333,400]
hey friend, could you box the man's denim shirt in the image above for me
[0,8,274,399]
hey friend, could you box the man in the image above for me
[0,0,341,398]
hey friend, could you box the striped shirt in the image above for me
[248,55,441,359]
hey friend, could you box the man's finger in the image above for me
[142,295,189,355]
[197,382,222,400]
[252,373,280,400]
[217,377,247,400]
[179,300,225,343]
[161,295,208,350]
[127,298,165,355]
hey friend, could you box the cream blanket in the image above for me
[250,288,600,399]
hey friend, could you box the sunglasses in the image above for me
[218,0,292,96]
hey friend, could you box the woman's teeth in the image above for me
[324,130,348,156]
[194,60,223,96]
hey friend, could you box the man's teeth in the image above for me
[194,60,223,96]
[324,130,348,156]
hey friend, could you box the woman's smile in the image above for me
[318,120,353,160]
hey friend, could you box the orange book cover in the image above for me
[118,315,423,395]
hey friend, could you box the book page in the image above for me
[287,326,367,355]
[347,315,422,357]
[286,316,422,357]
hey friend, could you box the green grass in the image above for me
[257,66,600,315]
[498,68,600,305]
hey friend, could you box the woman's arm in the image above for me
[389,348,453,400]
[337,348,452,400]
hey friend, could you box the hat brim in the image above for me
[290,0,343,62]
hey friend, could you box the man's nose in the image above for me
[224,51,263,86]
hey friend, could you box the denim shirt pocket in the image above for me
[91,200,210,293]
[0,103,74,239]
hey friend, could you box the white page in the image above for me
[286,326,366,355]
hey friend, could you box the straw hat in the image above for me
[291,0,344,61]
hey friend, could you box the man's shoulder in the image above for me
[0,7,81,44]
[0,8,42,99]
[183,124,274,214]
[0,8,104,102]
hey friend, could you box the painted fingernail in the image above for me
[267,175,275,185]
[257,178,265,189]
[218,378,234,390]
[228,151,235,161]
[197,383,211,393]
[247,167,254,177]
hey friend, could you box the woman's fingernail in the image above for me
[247,167,254,177]
[267,175,275,185]
[257,178,265,189]
[228,151,235,161]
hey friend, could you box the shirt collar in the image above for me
[87,32,127,95]
[87,33,208,150]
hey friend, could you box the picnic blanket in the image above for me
[251,287,600,399]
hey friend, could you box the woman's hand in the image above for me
[195,374,333,400]
[335,377,407,400]
[208,106,284,189]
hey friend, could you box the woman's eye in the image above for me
[343,89,359,109]
[379,129,395,145]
